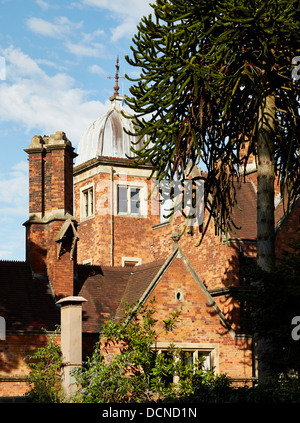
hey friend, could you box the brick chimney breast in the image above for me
[24,132,78,299]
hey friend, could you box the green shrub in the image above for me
[25,327,65,403]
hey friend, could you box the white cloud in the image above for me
[65,28,106,57]
[0,46,109,144]
[0,161,28,211]
[88,64,106,75]
[110,17,138,43]
[65,41,106,58]
[0,161,29,260]
[26,16,106,58]
[0,221,27,260]
[36,58,67,72]
[26,16,83,39]
[35,0,50,10]
[4,46,44,78]
[81,0,152,19]
[79,0,152,41]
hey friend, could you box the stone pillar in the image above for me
[56,296,87,400]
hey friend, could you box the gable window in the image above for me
[80,183,94,220]
[117,186,141,215]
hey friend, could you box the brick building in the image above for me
[0,69,299,398]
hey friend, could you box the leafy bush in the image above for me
[73,298,228,403]
[25,327,65,403]
[25,301,300,403]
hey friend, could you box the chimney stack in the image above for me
[24,132,79,299]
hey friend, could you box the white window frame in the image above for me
[115,181,148,217]
[122,257,142,267]
[80,182,94,221]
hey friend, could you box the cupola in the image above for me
[75,58,144,167]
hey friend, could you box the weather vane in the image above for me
[108,56,125,96]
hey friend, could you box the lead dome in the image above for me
[75,60,144,167]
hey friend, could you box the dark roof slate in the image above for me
[0,261,59,331]
[230,181,257,240]
[230,181,286,240]
[76,260,165,333]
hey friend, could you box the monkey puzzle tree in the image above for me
[125,0,300,273]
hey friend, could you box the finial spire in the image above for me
[113,56,120,96]
[108,57,125,106]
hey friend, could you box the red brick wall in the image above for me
[26,223,47,274]
[26,133,75,218]
[27,146,45,216]
[275,201,300,256]
[0,334,61,397]
[151,211,244,291]
[25,133,77,298]
[74,169,160,266]
[150,211,257,333]
[146,257,253,382]
[44,146,74,214]
[99,254,253,384]
[25,220,76,298]
[46,220,76,299]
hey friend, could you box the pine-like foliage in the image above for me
[125,0,300,244]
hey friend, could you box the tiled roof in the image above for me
[0,261,59,332]
[230,181,257,240]
[76,260,165,333]
[0,259,167,334]
[115,260,166,318]
[230,181,286,240]
[76,265,130,333]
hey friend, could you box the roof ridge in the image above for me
[130,259,166,273]
[0,260,27,265]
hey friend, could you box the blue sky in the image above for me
[0,0,153,260]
